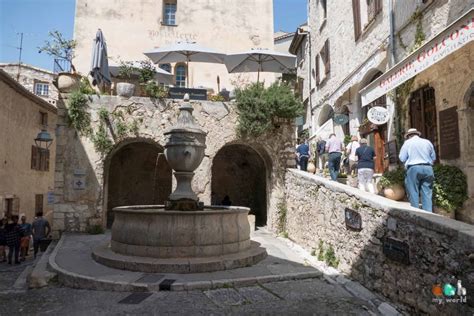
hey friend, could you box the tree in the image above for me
[38,30,77,72]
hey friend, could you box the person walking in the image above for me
[346,135,360,187]
[296,139,311,171]
[316,137,327,173]
[19,215,32,261]
[325,133,344,180]
[399,128,436,212]
[32,212,51,259]
[5,215,23,265]
[355,138,376,193]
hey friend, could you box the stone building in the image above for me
[73,0,275,92]
[296,0,473,222]
[52,93,294,236]
[0,70,57,223]
[0,63,59,105]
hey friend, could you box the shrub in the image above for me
[379,167,405,188]
[137,60,156,83]
[433,164,468,212]
[67,91,91,136]
[235,82,303,137]
[144,81,168,99]
[118,61,135,80]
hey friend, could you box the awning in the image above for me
[361,8,474,106]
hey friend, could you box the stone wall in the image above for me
[284,169,474,314]
[53,94,295,235]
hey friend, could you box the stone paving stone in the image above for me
[237,286,281,303]
[204,288,248,307]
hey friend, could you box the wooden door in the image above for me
[374,125,386,173]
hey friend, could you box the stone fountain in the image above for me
[93,95,266,273]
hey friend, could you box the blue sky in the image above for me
[0,0,307,71]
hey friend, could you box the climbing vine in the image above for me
[67,90,92,136]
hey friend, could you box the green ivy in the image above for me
[67,90,91,136]
[324,245,339,268]
[235,82,303,138]
[433,165,468,212]
[91,123,113,154]
[144,81,168,99]
[380,167,406,188]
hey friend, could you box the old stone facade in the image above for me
[53,94,295,236]
[284,169,474,314]
[73,0,275,92]
[294,0,473,222]
[0,63,59,105]
[0,70,58,223]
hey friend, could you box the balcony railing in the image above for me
[53,58,71,74]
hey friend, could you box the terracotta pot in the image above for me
[57,72,81,93]
[383,184,405,201]
[307,162,316,174]
[433,206,455,219]
[116,82,135,97]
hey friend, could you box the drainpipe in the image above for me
[388,0,396,66]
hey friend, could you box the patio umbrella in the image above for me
[224,48,296,83]
[108,61,174,85]
[90,29,111,86]
[144,41,226,88]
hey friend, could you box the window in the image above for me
[40,112,48,126]
[159,63,172,73]
[175,64,186,88]
[31,146,50,171]
[35,194,44,214]
[35,82,49,96]
[163,1,177,25]
[316,40,330,86]
[352,0,382,40]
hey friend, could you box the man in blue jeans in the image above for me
[325,134,344,180]
[399,128,436,212]
[296,139,310,171]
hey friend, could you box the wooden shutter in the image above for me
[324,40,330,75]
[352,0,361,40]
[35,194,43,213]
[31,146,38,170]
[315,55,320,86]
[45,149,50,171]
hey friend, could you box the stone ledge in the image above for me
[288,169,474,245]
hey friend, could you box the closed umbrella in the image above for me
[90,29,111,86]
[144,41,226,88]
[224,48,296,83]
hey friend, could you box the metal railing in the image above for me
[53,58,71,73]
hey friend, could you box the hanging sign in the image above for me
[367,106,389,125]
[333,114,349,125]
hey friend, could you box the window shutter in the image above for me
[45,150,50,171]
[324,40,330,74]
[315,55,320,86]
[352,0,361,40]
[31,146,36,169]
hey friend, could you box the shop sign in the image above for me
[439,106,460,159]
[333,114,349,125]
[361,9,474,106]
[367,106,389,125]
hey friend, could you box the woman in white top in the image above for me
[345,135,360,176]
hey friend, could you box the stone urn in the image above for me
[116,82,135,97]
[383,184,405,201]
[307,162,316,174]
[164,94,206,206]
[57,72,81,92]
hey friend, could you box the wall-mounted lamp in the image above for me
[34,129,53,149]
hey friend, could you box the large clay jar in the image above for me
[57,73,80,93]
[307,162,316,174]
[383,184,405,201]
[116,82,135,97]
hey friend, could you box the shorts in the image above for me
[20,236,30,248]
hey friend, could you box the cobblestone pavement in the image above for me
[0,278,378,315]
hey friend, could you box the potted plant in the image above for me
[433,164,468,218]
[116,61,136,97]
[38,30,79,92]
[379,167,406,201]
[136,60,157,96]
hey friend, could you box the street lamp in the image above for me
[34,129,53,149]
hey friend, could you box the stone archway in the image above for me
[211,144,268,227]
[104,141,172,228]
[318,104,334,127]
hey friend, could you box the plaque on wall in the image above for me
[345,208,362,231]
[383,237,410,265]
[438,106,460,159]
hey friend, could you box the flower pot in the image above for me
[307,162,316,174]
[383,184,405,201]
[57,72,81,93]
[116,82,135,97]
[434,206,455,219]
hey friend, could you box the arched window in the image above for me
[175,64,186,88]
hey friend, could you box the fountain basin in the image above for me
[92,205,267,273]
